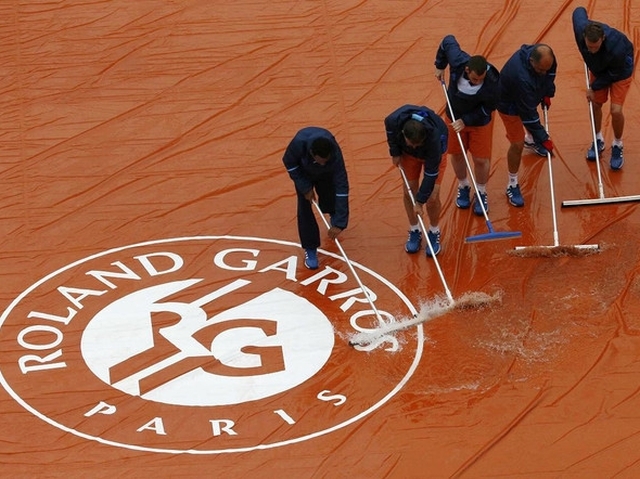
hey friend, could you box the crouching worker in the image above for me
[384,104,448,257]
[282,127,350,270]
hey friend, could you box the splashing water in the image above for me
[348,291,501,347]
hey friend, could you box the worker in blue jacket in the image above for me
[434,34,499,216]
[573,6,634,170]
[283,127,349,270]
[384,104,448,257]
[497,44,556,208]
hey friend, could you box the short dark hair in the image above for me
[584,22,605,42]
[402,119,427,144]
[467,55,488,75]
[311,137,333,159]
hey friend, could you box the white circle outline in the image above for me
[0,235,422,454]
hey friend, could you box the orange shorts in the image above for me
[498,111,525,143]
[589,72,631,105]
[447,120,493,158]
[401,153,447,185]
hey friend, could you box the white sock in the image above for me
[612,139,623,148]
[410,224,420,232]
[596,132,604,141]
[458,178,470,188]
[476,183,487,194]
[429,226,440,234]
[508,173,518,188]
[524,132,533,143]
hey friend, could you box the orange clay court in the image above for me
[2,1,640,478]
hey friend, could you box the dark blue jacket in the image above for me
[497,44,556,145]
[434,35,499,127]
[384,105,448,204]
[282,127,349,229]
[572,7,634,91]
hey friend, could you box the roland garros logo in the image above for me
[0,236,422,454]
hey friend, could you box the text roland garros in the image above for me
[0,236,422,454]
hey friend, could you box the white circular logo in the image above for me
[82,281,335,406]
[0,236,422,454]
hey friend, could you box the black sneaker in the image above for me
[524,140,549,157]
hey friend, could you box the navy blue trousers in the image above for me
[297,175,335,250]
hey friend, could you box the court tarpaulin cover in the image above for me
[1,1,640,478]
